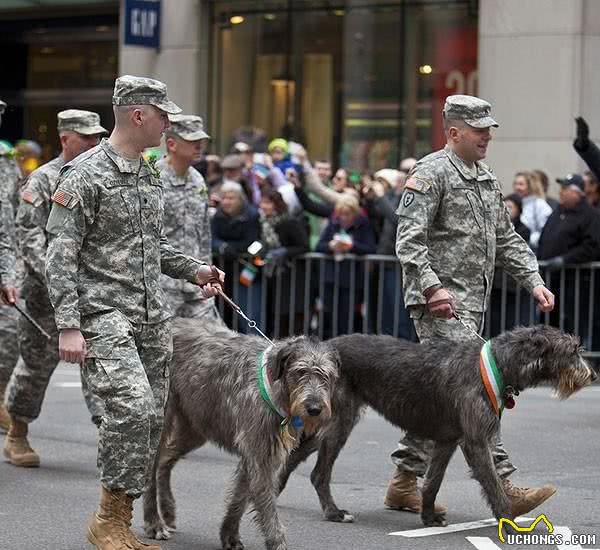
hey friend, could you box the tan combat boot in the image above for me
[87,487,137,549]
[117,491,161,550]
[384,469,447,514]
[3,419,40,467]
[0,385,10,433]
[503,478,557,517]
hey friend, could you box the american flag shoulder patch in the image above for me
[405,177,431,193]
[21,189,43,207]
[51,189,77,209]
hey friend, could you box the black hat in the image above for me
[556,173,584,194]
[504,193,523,215]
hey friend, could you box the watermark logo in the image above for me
[498,514,553,543]
[498,514,597,546]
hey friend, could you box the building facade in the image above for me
[1,0,598,191]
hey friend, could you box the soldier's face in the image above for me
[142,106,170,147]
[170,137,206,165]
[61,132,101,161]
[453,125,492,163]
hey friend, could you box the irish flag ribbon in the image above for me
[257,345,284,417]
[479,340,505,417]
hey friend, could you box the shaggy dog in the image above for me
[278,325,596,527]
[143,320,340,550]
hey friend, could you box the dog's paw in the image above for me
[325,508,355,523]
[144,522,173,540]
[421,511,448,527]
[221,534,244,550]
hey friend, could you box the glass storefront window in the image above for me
[210,0,477,170]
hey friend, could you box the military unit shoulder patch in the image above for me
[404,177,432,193]
[51,189,77,209]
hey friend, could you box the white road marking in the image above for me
[54,382,82,388]
[389,516,535,537]
[466,536,502,550]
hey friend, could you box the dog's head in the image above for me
[493,325,597,398]
[270,336,340,435]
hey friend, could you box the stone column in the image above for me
[119,0,208,116]
[478,0,600,193]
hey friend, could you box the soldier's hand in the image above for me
[425,287,456,319]
[532,285,554,313]
[0,285,18,305]
[195,265,225,296]
[575,117,590,149]
[59,328,87,365]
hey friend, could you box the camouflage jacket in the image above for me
[156,157,211,299]
[0,147,21,285]
[45,139,206,330]
[0,184,15,286]
[17,155,65,287]
[395,145,544,312]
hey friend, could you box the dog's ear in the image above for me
[330,346,342,377]
[272,338,301,380]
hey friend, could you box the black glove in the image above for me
[544,256,564,271]
[574,117,590,150]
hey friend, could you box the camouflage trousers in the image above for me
[5,288,104,424]
[81,310,172,499]
[390,307,517,479]
[164,290,224,323]
[0,304,19,389]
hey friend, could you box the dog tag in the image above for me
[291,416,304,429]
[504,395,515,409]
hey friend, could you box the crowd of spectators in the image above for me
[194,119,600,345]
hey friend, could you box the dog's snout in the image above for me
[306,406,322,417]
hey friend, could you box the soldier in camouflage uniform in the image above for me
[3,110,108,468]
[387,95,557,518]
[158,114,222,321]
[44,76,223,550]
[0,145,18,305]
[0,99,23,433]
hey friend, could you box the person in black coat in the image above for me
[538,174,600,343]
[316,194,376,337]
[490,193,533,334]
[258,188,309,336]
[211,180,261,332]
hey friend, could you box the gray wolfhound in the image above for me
[143,320,340,550]
[277,325,596,528]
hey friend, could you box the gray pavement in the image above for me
[1,364,599,550]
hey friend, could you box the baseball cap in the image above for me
[556,173,584,194]
[112,75,181,115]
[57,109,107,136]
[443,94,499,128]
[167,114,210,141]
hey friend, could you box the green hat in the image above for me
[57,109,108,135]
[167,114,210,141]
[112,75,182,115]
[268,138,288,153]
[443,94,499,128]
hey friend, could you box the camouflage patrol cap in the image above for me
[112,75,182,115]
[167,114,210,141]
[443,94,499,128]
[57,109,108,135]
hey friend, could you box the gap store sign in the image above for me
[124,0,161,49]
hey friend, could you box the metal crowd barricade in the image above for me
[214,254,600,358]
